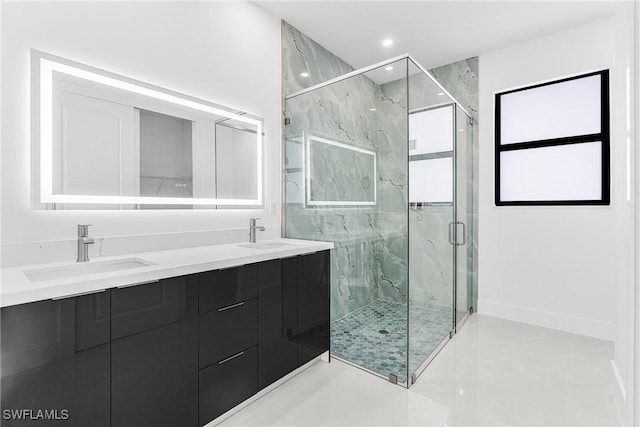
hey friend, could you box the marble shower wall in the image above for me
[282,21,353,96]
[379,73,456,314]
[282,22,408,321]
[373,79,409,306]
[284,76,384,322]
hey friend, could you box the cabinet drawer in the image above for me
[112,276,191,340]
[199,346,257,426]
[199,299,257,369]
[199,264,257,314]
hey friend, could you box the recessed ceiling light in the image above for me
[459,128,465,132]
[385,66,394,71]
[300,72,309,77]
[437,92,445,96]
[382,39,393,47]
[369,108,377,111]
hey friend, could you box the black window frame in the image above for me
[495,70,610,206]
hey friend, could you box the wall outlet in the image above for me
[270,201,278,216]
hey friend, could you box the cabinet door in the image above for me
[0,292,110,427]
[257,258,298,390]
[111,276,198,427]
[298,251,330,365]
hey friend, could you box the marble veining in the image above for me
[282,22,354,96]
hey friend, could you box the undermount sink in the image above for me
[237,242,293,250]
[23,258,155,282]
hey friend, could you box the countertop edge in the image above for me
[1,239,333,308]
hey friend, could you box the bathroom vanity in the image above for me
[0,239,332,426]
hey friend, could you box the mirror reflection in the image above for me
[39,51,263,208]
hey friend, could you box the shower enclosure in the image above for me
[283,55,473,387]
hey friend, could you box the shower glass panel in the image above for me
[455,105,474,327]
[284,55,473,388]
[285,58,410,384]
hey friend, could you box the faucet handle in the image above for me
[78,224,92,236]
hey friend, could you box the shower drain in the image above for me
[378,329,389,334]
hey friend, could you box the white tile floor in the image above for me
[220,314,622,426]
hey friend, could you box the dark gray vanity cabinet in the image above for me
[198,264,258,426]
[0,292,111,427]
[110,275,198,427]
[0,248,330,427]
[257,258,298,390]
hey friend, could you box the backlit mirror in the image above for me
[35,51,263,208]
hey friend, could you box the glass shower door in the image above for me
[407,60,456,383]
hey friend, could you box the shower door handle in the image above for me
[449,221,467,246]
[457,222,467,246]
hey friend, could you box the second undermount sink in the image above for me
[23,258,155,283]
[237,242,293,250]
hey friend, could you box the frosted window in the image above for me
[409,158,452,203]
[409,105,453,155]
[500,74,601,144]
[496,70,609,205]
[500,142,602,202]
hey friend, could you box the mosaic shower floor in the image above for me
[331,299,452,384]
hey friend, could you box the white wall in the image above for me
[478,17,620,341]
[610,4,637,425]
[0,2,281,265]
[635,6,639,424]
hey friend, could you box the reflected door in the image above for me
[53,90,136,209]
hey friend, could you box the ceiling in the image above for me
[255,1,618,71]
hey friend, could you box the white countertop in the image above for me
[0,238,333,308]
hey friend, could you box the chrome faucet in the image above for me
[77,224,95,262]
[249,218,265,243]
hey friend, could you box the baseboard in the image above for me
[610,360,629,425]
[478,299,615,341]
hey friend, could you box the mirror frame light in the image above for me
[38,52,263,206]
